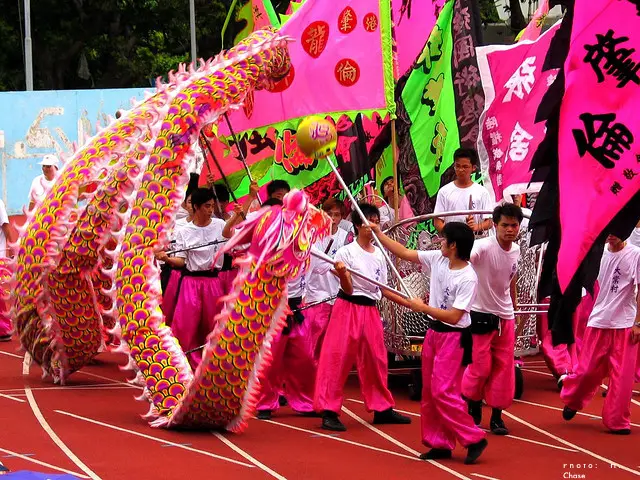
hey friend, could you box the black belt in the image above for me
[470,311,501,335]
[337,290,377,307]
[427,318,473,366]
[283,296,304,335]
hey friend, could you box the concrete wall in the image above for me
[0,87,148,215]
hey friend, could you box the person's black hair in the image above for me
[267,180,291,197]
[351,203,380,236]
[453,148,478,167]
[185,173,200,200]
[492,203,524,225]
[213,183,230,203]
[262,197,283,207]
[441,222,475,261]
[380,176,394,201]
[190,187,215,209]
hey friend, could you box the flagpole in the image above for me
[24,0,33,90]
[391,120,400,224]
[189,0,197,64]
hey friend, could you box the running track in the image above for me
[1,342,638,479]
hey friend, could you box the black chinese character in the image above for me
[572,113,634,168]
[611,181,623,195]
[611,267,622,293]
[247,131,275,155]
[623,168,638,180]
[584,30,640,88]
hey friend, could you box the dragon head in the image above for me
[221,189,331,281]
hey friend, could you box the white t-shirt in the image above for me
[470,236,520,319]
[628,228,640,248]
[305,228,349,304]
[28,174,57,205]
[334,241,388,301]
[174,218,226,271]
[417,251,478,329]
[434,182,493,225]
[0,200,8,257]
[588,244,640,329]
[288,274,306,299]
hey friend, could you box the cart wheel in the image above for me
[514,365,524,399]
[409,369,422,401]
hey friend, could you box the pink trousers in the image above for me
[421,330,486,450]
[162,269,183,326]
[0,258,12,337]
[537,290,596,378]
[256,318,316,413]
[636,348,640,384]
[304,303,333,361]
[314,298,394,414]
[462,319,515,410]
[561,327,639,431]
[171,275,225,368]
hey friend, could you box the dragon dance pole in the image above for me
[323,156,412,297]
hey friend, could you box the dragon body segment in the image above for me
[12,27,331,431]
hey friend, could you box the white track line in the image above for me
[514,399,640,428]
[22,358,102,480]
[0,393,25,403]
[0,447,89,478]
[521,368,554,378]
[600,383,640,405]
[76,370,141,389]
[346,399,577,453]
[471,474,501,480]
[264,419,420,462]
[340,407,471,480]
[0,385,135,394]
[55,410,252,468]
[502,410,640,476]
[212,432,286,480]
[0,350,22,359]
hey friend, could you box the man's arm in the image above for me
[632,286,640,344]
[334,261,353,295]
[1,223,13,257]
[382,289,413,309]
[510,275,518,310]
[370,224,420,264]
[407,298,466,325]
[434,217,445,233]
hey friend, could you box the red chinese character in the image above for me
[335,59,360,86]
[363,13,379,32]
[301,21,330,59]
[243,91,254,119]
[275,130,315,174]
[338,7,357,34]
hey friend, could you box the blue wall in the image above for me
[0,88,149,215]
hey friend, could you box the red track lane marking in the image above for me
[514,399,640,428]
[340,407,472,480]
[599,384,640,405]
[54,410,254,468]
[0,393,25,403]
[212,432,286,480]
[0,447,89,478]
[22,358,102,480]
[346,399,578,453]
[502,410,640,476]
[263,419,421,461]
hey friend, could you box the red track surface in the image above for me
[1,341,639,480]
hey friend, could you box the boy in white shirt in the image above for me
[304,197,350,359]
[372,221,488,464]
[28,154,60,211]
[314,203,412,431]
[461,203,523,436]
[434,148,493,234]
[0,199,12,341]
[560,235,640,434]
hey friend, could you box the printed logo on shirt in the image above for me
[375,267,381,282]
[510,262,517,280]
[611,267,621,294]
[440,286,451,310]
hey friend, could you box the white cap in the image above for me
[38,154,60,167]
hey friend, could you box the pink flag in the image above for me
[392,0,437,77]
[219,0,396,138]
[516,0,550,43]
[476,21,561,201]
[554,0,640,291]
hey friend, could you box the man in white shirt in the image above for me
[28,154,60,211]
[434,148,493,234]
[560,235,640,435]
[372,221,488,464]
[461,203,523,436]
[314,203,412,432]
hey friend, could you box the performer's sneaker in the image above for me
[562,406,577,421]
[0,335,11,343]
[372,408,412,425]
[468,400,482,426]
[609,428,631,435]
[490,418,509,436]
[257,410,272,420]
[0,462,9,475]
[464,438,488,465]
[322,411,346,432]
[419,448,452,460]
